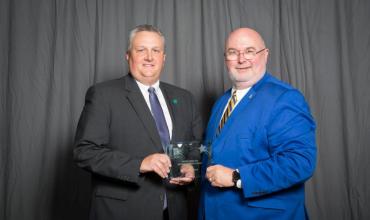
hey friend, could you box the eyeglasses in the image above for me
[225,48,266,61]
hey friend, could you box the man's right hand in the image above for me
[140,153,171,178]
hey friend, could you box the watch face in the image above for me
[232,170,240,184]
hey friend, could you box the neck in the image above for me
[234,71,265,90]
[137,78,159,87]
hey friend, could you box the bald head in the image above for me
[224,27,269,89]
[225,28,266,51]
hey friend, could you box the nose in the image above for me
[144,51,153,61]
[238,52,247,63]
[238,52,252,63]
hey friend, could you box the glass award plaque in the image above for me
[165,141,209,179]
[202,141,213,166]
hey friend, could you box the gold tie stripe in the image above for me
[218,90,237,132]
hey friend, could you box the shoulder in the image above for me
[84,77,127,102]
[160,81,194,99]
[260,74,313,119]
[90,77,124,91]
[258,73,305,101]
[260,74,295,93]
[87,76,127,93]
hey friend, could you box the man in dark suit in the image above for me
[199,28,316,219]
[74,24,203,220]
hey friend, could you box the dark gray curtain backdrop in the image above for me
[1,0,369,219]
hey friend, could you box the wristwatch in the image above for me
[232,169,241,188]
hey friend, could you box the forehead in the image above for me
[226,31,263,49]
[132,31,164,48]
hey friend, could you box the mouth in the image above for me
[235,66,251,70]
[143,63,155,66]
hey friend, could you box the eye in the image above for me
[228,50,238,56]
[245,49,255,54]
[245,49,256,55]
[135,48,146,53]
[152,48,162,53]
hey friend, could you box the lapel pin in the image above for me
[172,98,178,105]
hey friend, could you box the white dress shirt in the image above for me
[220,87,251,119]
[135,80,173,139]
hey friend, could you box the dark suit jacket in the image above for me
[74,74,203,220]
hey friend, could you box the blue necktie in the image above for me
[148,87,170,209]
[148,87,170,148]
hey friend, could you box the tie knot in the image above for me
[148,87,156,94]
[231,90,237,103]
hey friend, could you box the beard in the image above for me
[228,68,265,88]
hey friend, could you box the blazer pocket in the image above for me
[95,185,128,201]
[237,134,252,148]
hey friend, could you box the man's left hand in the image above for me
[206,165,234,187]
[169,164,195,185]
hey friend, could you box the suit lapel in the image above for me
[209,90,231,140]
[160,84,177,141]
[123,75,163,152]
[217,73,269,139]
[218,88,256,138]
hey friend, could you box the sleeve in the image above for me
[73,86,143,185]
[240,89,316,198]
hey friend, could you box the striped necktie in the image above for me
[218,90,237,133]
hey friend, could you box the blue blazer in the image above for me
[199,73,316,220]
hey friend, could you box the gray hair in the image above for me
[127,24,165,51]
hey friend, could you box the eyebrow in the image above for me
[227,47,257,51]
[134,46,163,49]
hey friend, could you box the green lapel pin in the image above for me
[172,98,178,105]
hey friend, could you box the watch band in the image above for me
[236,179,242,189]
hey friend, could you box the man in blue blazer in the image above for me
[199,28,316,220]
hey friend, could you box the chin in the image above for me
[143,74,160,81]
[141,71,158,77]
[231,74,252,83]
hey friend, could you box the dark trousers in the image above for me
[163,208,169,220]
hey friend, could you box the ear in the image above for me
[264,48,269,59]
[163,53,166,62]
[125,51,129,61]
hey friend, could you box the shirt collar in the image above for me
[136,80,160,93]
[232,86,251,103]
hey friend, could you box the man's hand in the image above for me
[140,153,171,178]
[206,165,234,187]
[169,164,195,185]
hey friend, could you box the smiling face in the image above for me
[225,28,269,89]
[126,31,166,85]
